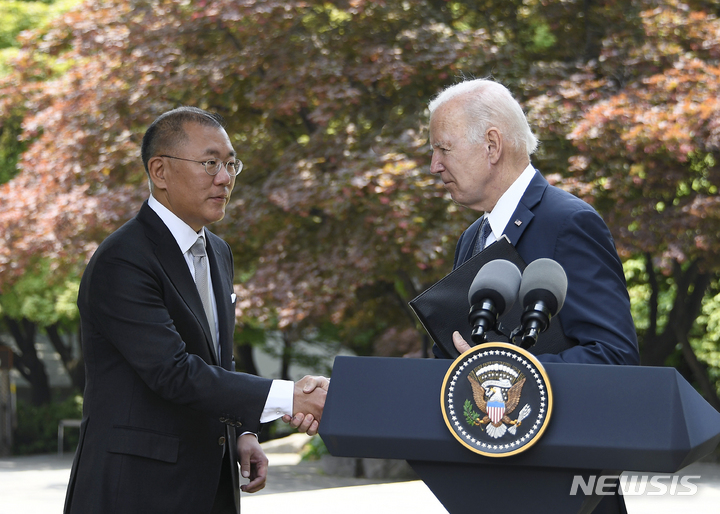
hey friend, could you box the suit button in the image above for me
[218,436,226,446]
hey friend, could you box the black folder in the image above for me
[409,236,572,358]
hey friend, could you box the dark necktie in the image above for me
[472,217,492,256]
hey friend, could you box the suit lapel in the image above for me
[455,171,548,268]
[138,203,219,365]
[501,171,547,246]
[206,236,233,370]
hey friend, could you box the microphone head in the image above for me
[468,259,522,316]
[519,258,568,315]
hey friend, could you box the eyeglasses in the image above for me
[159,155,243,177]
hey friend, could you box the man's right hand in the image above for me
[283,375,329,436]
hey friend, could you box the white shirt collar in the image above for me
[486,163,536,241]
[148,195,205,254]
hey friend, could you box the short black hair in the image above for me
[141,106,226,174]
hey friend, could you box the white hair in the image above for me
[428,78,538,155]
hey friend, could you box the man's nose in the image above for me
[430,151,444,174]
[214,165,233,185]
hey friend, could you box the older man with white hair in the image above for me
[428,78,639,512]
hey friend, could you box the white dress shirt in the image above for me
[482,163,536,249]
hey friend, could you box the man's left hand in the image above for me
[237,433,268,493]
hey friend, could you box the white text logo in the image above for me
[569,475,700,496]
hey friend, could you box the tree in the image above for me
[0,260,82,405]
[0,0,85,404]
[527,0,720,408]
[0,0,497,363]
[0,0,718,406]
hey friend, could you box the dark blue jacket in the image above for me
[437,170,639,366]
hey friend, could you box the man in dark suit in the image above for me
[64,107,327,514]
[428,78,639,366]
[427,79,639,512]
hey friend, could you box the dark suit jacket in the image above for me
[435,171,639,366]
[64,201,272,514]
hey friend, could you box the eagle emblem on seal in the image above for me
[467,374,531,439]
[442,343,552,457]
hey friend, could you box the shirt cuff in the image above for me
[260,379,294,423]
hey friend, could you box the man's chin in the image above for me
[205,210,226,226]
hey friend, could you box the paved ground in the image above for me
[1,435,718,513]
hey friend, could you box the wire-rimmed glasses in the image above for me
[159,155,243,177]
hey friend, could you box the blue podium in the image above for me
[319,356,720,513]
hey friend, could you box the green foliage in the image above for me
[529,19,556,52]
[234,325,267,348]
[0,107,25,184]
[13,394,83,455]
[624,257,673,336]
[698,287,720,362]
[692,282,720,393]
[300,434,329,461]
[0,47,18,76]
[0,1,49,50]
[315,321,378,358]
[0,0,82,50]
[464,399,480,426]
[0,259,80,326]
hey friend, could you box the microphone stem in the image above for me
[518,301,553,349]
[520,326,539,349]
[468,299,498,344]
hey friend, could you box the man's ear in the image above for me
[147,156,167,191]
[486,127,503,165]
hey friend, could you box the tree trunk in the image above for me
[3,317,51,406]
[281,331,292,381]
[640,258,711,367]
[679,333,720,412]
[234,342,259,376]
[45,323,85,393]
[638,258,718,410]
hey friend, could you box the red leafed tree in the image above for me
[0,0,495,376]
[528,0,720,408]
[1,0,719,402]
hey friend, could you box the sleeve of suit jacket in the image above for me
[535,206,639,365]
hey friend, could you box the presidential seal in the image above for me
[441,342,552,457]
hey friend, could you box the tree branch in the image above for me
[645,252,658,339]
[679,332,720,412]
[46,323,72,366]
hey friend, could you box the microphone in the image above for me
[516,258,568,349]
[467,260,522,344]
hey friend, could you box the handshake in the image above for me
[283,375,330,436]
